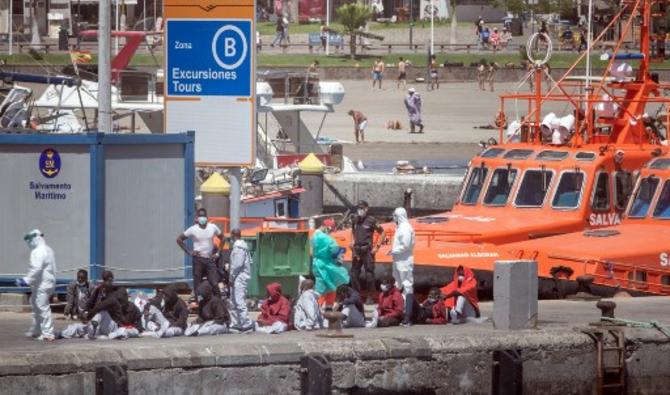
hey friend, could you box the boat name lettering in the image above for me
[588,213,621,227]
[437,252,500,259]
[446,214,495,223]
[661,252,669,267]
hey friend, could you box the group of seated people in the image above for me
[58,265,481,340]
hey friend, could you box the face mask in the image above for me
[25,234,40,249]
[160,299,165,309]
[198,216,208,226]
[197,295,203,303]
[357,209,366,217]
[427,298,437,304]
[380,284,390,292]
[458,275,465,282]
[77,281,87,287]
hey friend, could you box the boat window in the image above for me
[628,176,660,218]
[462,166,488,204]
[662,275,670,286]
[635,271,647,283]
[552,171,585,209]
[483,168,518,205]
[275,199,287,217]
[591,173,611,212]
[614,171,634,210]
[537,150,569,161]
[575,152,597,161]
[514,169,554,207]
[503,149,534,160]
[649,158,670,170]
[653,180,670,219]
[481,148,505,158]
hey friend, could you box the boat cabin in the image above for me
[407,144,663,245]
[506,155,670,296]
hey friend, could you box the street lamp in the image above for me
[326,0,330,55]
[409,0,414,47]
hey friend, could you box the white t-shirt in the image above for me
[183,223,221,258]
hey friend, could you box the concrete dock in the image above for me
[0,297,668,394]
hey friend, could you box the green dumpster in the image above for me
[247,231,311,300]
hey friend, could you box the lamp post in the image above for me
[430,0,435,56]
[326,0,330,55]
[99,0,112,134]
[409,0,414,47]
[8,0,12,55]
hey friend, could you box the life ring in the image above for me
[495,111,507,128]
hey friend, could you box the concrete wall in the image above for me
[1,329,668,394]
[324,172,463,214]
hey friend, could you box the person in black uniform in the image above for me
[350,200,385,304]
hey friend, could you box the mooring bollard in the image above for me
[567,274,601,301]
[596,300,617,319]
[316,311,353,338]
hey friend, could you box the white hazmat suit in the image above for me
[20,230,57,340]
[229,238,253,330]
[390,208,416,325]
[390,208,415,295]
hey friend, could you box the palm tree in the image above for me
[336,3,372,59]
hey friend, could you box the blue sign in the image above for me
[39,148,61,179]
[166,19,252,97]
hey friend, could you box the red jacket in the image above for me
[259,283,291,325]
[425,301,447,325]
[377,286,404,320]
[440,265,480,312]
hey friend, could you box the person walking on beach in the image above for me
[486,61,498,92]
[372,57,385,89]
[428,55,439,91]
[397,57,407,89]
[404,87,424,133]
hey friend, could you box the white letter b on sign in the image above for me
[225,38,236,57]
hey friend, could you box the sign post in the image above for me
[165,0,256,229]
[164,0,256,167]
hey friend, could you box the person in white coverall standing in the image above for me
[228,228,253,331]
[388,208,416,327]
[16,229,56,341]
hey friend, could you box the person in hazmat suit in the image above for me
[388,207,416,327]
[228,228,254,332]
[311,218,350,304]
[16,229,56,341]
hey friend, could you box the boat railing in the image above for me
[386,229,482,247]
[546,253,670,295]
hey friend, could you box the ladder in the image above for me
[585,327,626,395]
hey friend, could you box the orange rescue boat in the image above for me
[332,0,670,295]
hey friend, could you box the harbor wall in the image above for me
[0,328,668,394]
[323,172,464,215]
